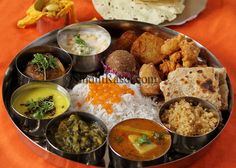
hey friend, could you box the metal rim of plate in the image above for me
[92,0,208,27]
[2,20,233,168]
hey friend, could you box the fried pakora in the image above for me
[139,63,162,96]
[169,51,182,62]
[161,34,184,56]
[180,40,200,67]
[113,30,138,51]
[160,52,182,76]
[131,32,165,64]
[159,35,200,76]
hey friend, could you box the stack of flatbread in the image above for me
[92,0,185,25]
[160,67,228,110]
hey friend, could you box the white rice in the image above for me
[69,74,159,129]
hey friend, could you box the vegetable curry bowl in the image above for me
[108,118,171,168]
[46,111,108,165]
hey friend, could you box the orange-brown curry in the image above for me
[109,119,171,161]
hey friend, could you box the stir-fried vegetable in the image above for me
[55,114,106,153]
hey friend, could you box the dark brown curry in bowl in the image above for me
[16,45,72,87]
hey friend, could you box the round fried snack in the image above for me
[113,31,138,51]
[131,32,166,64]
[106,50,137,73]
[139,63,162,96]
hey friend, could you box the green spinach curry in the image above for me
[55,114,106,153]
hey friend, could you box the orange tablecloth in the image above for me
[0,0,236,168]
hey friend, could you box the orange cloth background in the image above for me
[0,0,236,168]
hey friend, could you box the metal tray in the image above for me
[2,20,233,168]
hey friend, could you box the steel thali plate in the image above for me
[2,20,233,168]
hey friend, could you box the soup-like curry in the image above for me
[12,86,70,120]
[109,118,171,161]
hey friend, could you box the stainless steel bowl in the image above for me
[57,23,111,73]
[15,45,72,87]
[45,111,108,166]
[159,97,221,154]
[108,118,171,168]
[10,82,70,138]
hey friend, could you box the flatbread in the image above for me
[160,67,228,110]
[214,68,229,110]
[92,0,185,25]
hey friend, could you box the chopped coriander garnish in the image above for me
[31,53,57,80]
[135,134,151,146]
[74,34,92,55]
[75,34,87,46]
[21,96,55,120]
[48,55,57,69]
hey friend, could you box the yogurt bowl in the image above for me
[57,23,111,72]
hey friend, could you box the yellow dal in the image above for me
[13,87,69,119]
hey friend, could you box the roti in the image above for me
[92,0,185,25]
[160,67,228,110]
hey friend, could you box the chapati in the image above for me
[160,67,228,110]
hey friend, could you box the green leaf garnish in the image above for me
[135,134,151,146]
[75,34,87,46]
[74,34,92,55]
[32,111,44,119]
[31,53,57,80]
[21,96,55,120]
[48,55,57,69]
